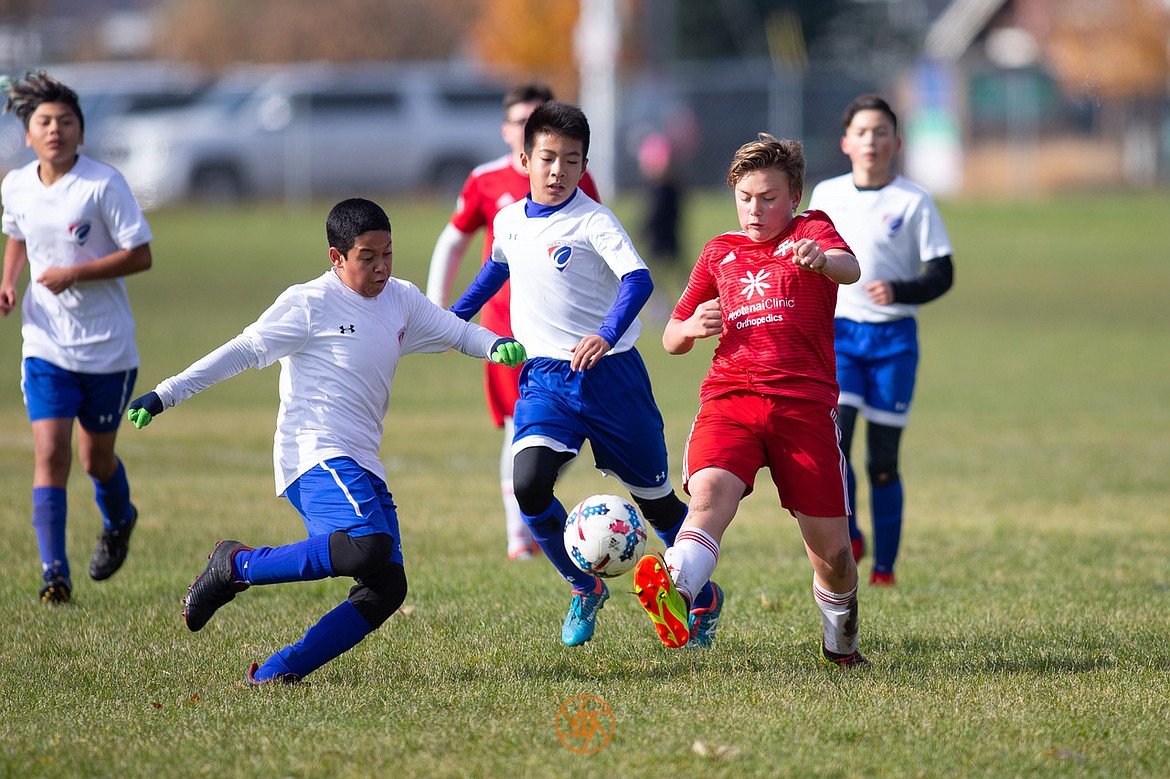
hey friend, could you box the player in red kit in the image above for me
[631,133,868,666]
[426,83,600,561]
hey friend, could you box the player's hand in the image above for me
[127,391,164,429]
[569,334,611,372]
[864,280,894,306]
[36,267,79,295]
[0,285,16,316]
[792,239,828,273]
[490,338,527,368]
[686,298,723,339]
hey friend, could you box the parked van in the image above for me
[101,62,508,208]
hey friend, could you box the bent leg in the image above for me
[866,422,904,577]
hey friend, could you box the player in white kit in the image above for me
[809,95,954,586]
[1,71,153,604]
[125,198,526,683]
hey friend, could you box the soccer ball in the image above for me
[564,494,649,578]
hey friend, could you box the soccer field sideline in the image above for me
[1,192,1168,777]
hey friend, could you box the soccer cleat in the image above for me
[561,579,609,646]
[870,570,895,586]
[850,534,865,563]
[89,505,138,581]
[246,662,299,687]
[183,540,251,632]
[39,571,72,604]
[687,581,724,649]
[821,642,870,669]
[686,582,723,649]
[632,551,690,648]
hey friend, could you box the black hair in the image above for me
[842,94,898,136]
[504,82,553,110]
[2,70,84,131]
[326,198,391,255]
[523,100,590,158]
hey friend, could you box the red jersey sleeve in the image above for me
[672,235,728,321]
[449,171,488,235]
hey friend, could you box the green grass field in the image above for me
[2,191,1168,778]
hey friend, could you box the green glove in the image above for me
[490,338,527,368]
[127,391,163,429]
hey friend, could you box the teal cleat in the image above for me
[687,581,724,648]
[561,579,609,646]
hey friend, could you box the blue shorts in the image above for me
[21,357,136,432]
[835,318,919,428]
[514,349,674,500]
[283,457,404,564]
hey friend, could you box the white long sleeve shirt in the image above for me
[155,269,499,493]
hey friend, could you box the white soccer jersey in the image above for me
[1,154,152,372]
[153,271,499,493]
[490,191,646,360]
[809,174,952,323]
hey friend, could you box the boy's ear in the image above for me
[328,246,344,267]
[520,151,530,172]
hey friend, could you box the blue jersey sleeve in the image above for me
[596,268,653,347]
[450,259,510,321]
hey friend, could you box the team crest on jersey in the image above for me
[884,215,903,237]
[68,223,91,245]
[740,269,772,299]
[547,242,573,272]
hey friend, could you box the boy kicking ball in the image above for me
[126,198,525,683]
[633,133,868,667]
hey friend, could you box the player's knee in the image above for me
[348,562,407,629]
[632,493,687,532]
[866,463,899,488]
[329,531,394,578]
[512,447,568,517]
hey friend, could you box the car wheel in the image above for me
[192,165,245,203]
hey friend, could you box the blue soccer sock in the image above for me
[871,478,904,574]
[524,499,597,592]
[845,461,862,541]
[253,599,373,681]
[651,514,684,547]
[92,458,133,531]
[32,486,69,578]
[234,534,333,585]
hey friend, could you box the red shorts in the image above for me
[481,290,520,427]
[682,391,849,518]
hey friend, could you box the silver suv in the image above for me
[101,62,508,208]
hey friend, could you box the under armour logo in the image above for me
[98,413,114,425]
[339,324,356,334]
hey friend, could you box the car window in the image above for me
[438,88,505,111]
[304,91,403,114]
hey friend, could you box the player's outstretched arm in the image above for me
[127,391,164,429]
[489,337,527,368]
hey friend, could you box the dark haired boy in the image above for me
[1,70,153,603]
[126,197,526,683]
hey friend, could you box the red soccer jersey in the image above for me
[672,210,853,408]
[449,154,601,330]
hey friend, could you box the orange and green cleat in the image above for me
[632,551,690,648]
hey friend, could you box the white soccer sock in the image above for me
[813,578,859,655]
[501,419,533,553]
[663,527,719,607]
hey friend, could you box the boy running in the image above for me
[426,83,601,561]
[125,198,526,683]
[451,101,716,647]
[1,71,153,603]
[633,133,868,667]
[809,95,955,585]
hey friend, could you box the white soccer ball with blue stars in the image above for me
[564,494,648,578]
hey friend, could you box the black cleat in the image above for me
[40,571,73,604]
[822,642,870,669]
[183,540,251,631]
[245,662,299,687]
[89,505,138,581]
